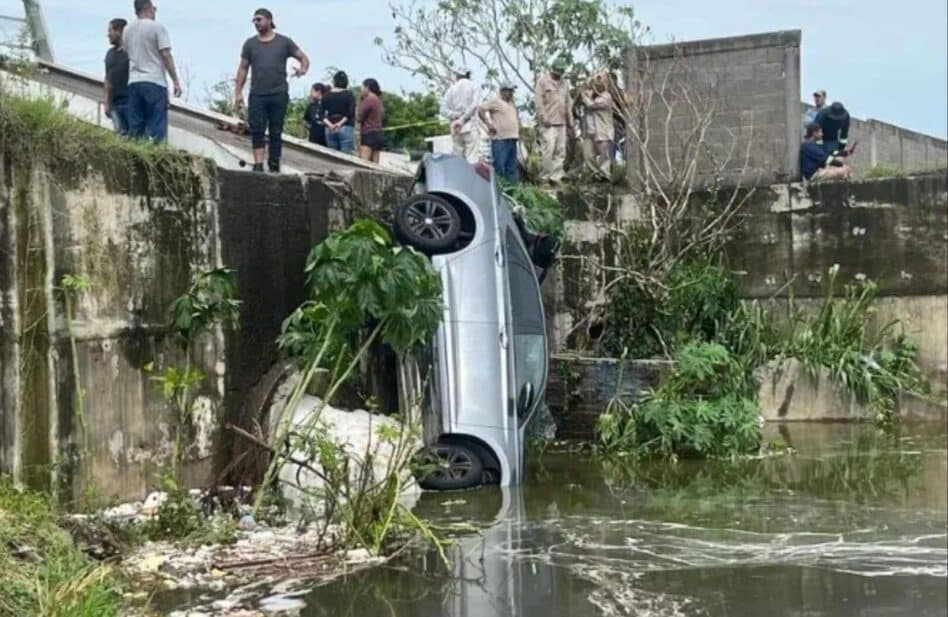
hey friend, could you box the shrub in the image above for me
[596,342,761,459]
[0,478,124,617]
[782,267,929,426]
[504,183,566,242]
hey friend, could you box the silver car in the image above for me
[392,154,556,490]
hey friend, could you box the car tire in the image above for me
[393,194,462,254]
[417,443,484,491]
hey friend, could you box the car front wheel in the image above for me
[393,194,462,254]
[417,443,484,491]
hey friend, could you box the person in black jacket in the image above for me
[800,123,852,182]
[303,83,327,147]
[816,102,851,155]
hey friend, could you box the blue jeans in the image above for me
[491,139,519,184]
[326,125,355,155]
[127,82,168,142]
[110,101,129,136]
[248,93,290,166]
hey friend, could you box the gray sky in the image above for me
[2,0,945,138]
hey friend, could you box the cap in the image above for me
[254,8,275,27]
[551,57,569,72]
[813,89,826,98]
[454,66,471,76]
[499,82,517,91]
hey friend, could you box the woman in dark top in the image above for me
[358,78,385,163]
[303,83,327,147]
[322,71,356,154]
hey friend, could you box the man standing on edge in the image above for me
[440,68,481,163]
[123,0,182,142]
[235,8,310,173]
[479,83,520,184]
[803,89,827,131]
[104,18,130,135]
[535,57,573,184]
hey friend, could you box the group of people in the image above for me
[443,59,622,185]
[799,89,855,182]
[104,3,385,173]
[301,73,386,163]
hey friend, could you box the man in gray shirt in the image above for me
[123,0,182,142]
[235,8,310,173]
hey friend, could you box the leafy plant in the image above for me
[596,342,761,459]
[259,219,444,550]
[154,268,241,481]
[505,183,566,242]
[782,266,929,427]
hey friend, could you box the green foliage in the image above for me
[281,219,444,361]
[380,91,448,151]
[0,478,124,617]
[663,262,740,344]
[505,183,566,241]
[597,342,761,459]
[169,268,241,346]
[380,0,643,95]
[783,267,929,427]
[861,165,905,180]
[150,367,206,403]
[0,89,203,198]
[141,488,237,547]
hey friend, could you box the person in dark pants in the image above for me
[123,0,182,142]
[104,18,130,135]
[234,8,310,173]
[816,101,851,156]
[479,83,520,184]
[358,78,385,163]
[303,83,328,147]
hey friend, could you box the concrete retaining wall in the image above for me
[0,144,408,499]
[547,172,948,425]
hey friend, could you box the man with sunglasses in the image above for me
[235,8,310,173]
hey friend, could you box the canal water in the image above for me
[299,423,947,617]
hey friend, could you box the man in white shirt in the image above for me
[440,68,481,163]
[123,0,182,142]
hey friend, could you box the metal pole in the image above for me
[22,0,53,62]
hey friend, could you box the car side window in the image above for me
[505,230,546,425]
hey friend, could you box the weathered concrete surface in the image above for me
[0,149,224,499]
[546,356,672,441]
[1,142,410,499]
[628,31,802,186]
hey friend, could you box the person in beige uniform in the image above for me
[534,58,573,184]
[582,73,615,178]
[479,83,520,184]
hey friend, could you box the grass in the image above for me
[0,478,124,617]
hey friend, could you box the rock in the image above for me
[142,492,168,516]
[344,548,373,563]
[237,514,257,531]
[101,502,141,521]
[137,553,168,574]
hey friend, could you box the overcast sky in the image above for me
[1,0,945,138]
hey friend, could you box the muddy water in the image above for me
[301,423,947,617]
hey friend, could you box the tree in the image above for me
[380,90,447,151]
[376,0,644,94]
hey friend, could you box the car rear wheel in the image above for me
[417,443,484,491]
[394,194,462,254]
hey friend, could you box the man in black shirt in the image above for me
[234,8,310,173]
[103,18,130,135]
[303,83,328,147]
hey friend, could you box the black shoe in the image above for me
[251,163,264,173]
[268,161,280,173]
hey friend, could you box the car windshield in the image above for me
[505,229,546,425]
